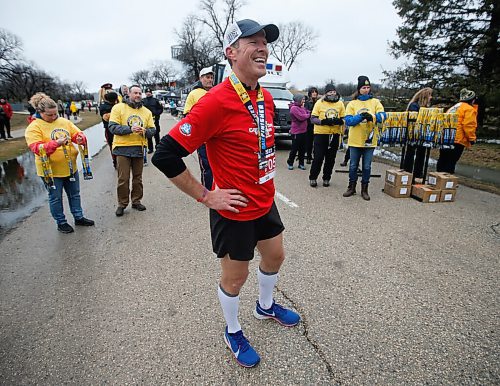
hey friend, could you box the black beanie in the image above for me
[357,76,371,92]
[324,84,336,93]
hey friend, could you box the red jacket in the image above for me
[0,102,13,119]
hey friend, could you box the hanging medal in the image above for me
[229,72,275,184]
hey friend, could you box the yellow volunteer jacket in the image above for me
[109,103,154,148]
[311,99,345,135]
[70,102,77,113]
[25,118,81,177]
[346,98,384,147]
[183,88,207,114]
[447,102,477,148]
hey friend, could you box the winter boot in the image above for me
[343,182,356,197]
[361,183,370,201]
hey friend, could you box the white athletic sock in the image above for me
[257,267,278,310]
[218,284,241,334]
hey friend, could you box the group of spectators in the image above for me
[287,76,386,200]
[20,16,479,371]
[287,80,478,199]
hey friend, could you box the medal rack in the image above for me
[377,108,458,183]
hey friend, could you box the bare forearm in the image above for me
[170,168,206,202]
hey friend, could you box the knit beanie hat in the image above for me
[104,92,118,103]
[357,76,371,92]
[324,84,336,93]
[460,88,476,102]
[293,93,305,103]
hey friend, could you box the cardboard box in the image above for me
[427,172,459,190]
[385,169,413,187]
[384,182,411,198]
[440,189,457,202]
[411,184,441,203]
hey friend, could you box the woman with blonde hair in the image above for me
[25,92,94,233]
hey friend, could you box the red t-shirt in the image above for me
[169,78,276,221]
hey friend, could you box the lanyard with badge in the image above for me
[228,72,275,184]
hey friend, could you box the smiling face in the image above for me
[129,86,142,103]
[225,30,268,86]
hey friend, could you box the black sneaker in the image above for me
[132,203,146,211]
[309,179,317,187]
[323,180,330,187]
[57,223,74,233]
[115,207,125,216]
[75,217,95,226]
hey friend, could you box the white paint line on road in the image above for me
[275,191,299,208]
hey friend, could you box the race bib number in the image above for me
[258,146,276,184]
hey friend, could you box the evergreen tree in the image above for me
[386,0,499,127]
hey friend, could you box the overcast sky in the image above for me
[3,0,404,92]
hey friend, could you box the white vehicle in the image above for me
[213,58,293,138]
[152,90,169,100]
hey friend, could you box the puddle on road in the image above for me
[0,123,106,235]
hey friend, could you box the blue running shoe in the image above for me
[253,300,301,327]
[287,164,294,170]
[223,327,260,368]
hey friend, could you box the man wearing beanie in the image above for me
[152,19,300,368]
[308,84,345,187]
[343,75,386,200]
[437,88,477,174]
[286,93,310,170]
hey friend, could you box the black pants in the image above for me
[0,118,10,138]
[309,134,340,181]
[436,144,465,174]
[287,132,306,166]
[148,116,161,151]
[104,127,117,167]
[305,123,314,161]
[197,143,213,190]
[403,144,426,178]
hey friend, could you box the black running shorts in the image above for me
[209,201,285,261]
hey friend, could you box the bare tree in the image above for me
[196,0,245,50]
[150,60,178,88]
[174,15,220,81]
[130,70,153,88]
[0,28,23,69]
[72,81,87,96]
[269,21,318,70]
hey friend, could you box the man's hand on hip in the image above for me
[203,187,248,213]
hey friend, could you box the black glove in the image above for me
[332,117,344,125]
[361,112,373,122]
[321,118,334,126]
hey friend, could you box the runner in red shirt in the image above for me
[152,19,300,368]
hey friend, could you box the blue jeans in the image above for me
[349,147,375,184]
[42,172,83,225]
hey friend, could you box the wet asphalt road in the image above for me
[1,114,499,385]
